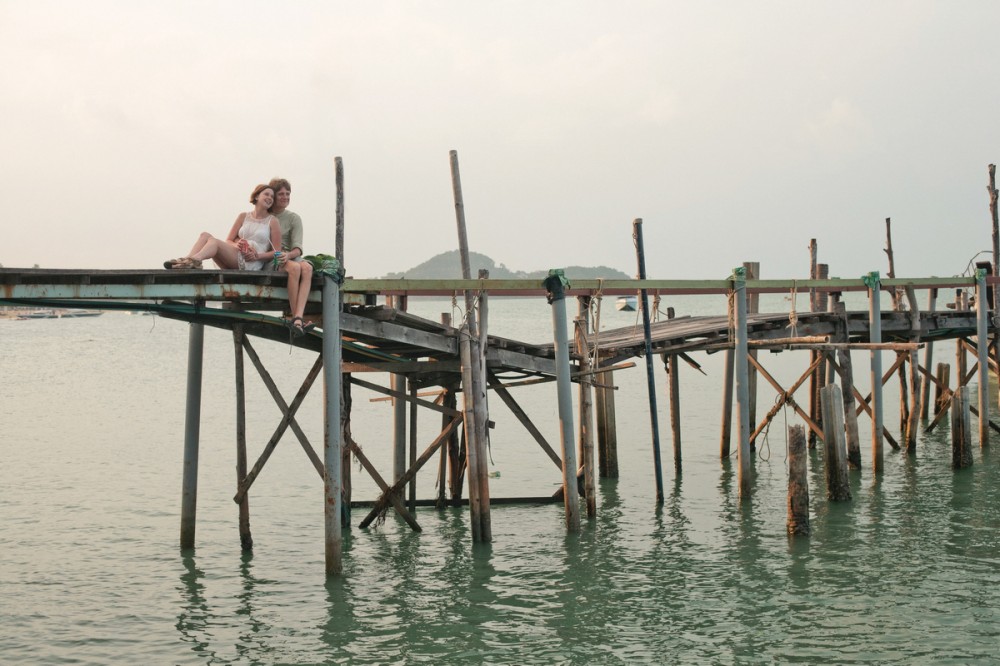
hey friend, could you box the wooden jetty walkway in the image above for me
[3,265,996,574]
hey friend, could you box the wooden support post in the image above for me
[820,385,852,502]
[544,273,581,531]
[903,286,921,453]
[988,165,999,413]
[595,367,619,478]
[720,345,734,459]
[233,326,252,551]
[389,295,408,483]
[833,302,862,470]
[808,263,830,449]
[180,318,204,550]
[867,272,885,475]
[633,219,665,504]
[666,353,682,472]
[786,425,810,536]
[322,273,344,575]
[952,386,974,469]
[460,326,492,541]
[744,261,759,437]
[807,242,818,448]
[575,297,596,518]
[733,267,753,498]
[335,155,345,265]
[408,379,418,514]
[976,270,990,448]
[935,362,950,416]
[341,374,352,524]
[919,288,938,418]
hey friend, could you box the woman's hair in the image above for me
[269,177,291,193]
[250,183,274,211]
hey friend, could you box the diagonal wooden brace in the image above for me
[749,354,825,444]
[487,371,562,469]
[347,439,421,531]
[233,342,323,504]
[359,416,464,529]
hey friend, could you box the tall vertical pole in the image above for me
[450,150,477,331]
[989,165,1000,412]
[390,295,409,483]
[180,320,204,550]
[743,261,760,436]
[322,273,344,575]
[576,296,596,518]
[867,272,884,475]
[976,269,990,448]
[733,268,752,498]
[632,219,664,504]
[919,288,938,418]
[233,326,252,551]
[544,272,581,531]
[335,156,345,265]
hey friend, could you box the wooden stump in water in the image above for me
[787,425,810,536]
[821,384,852,502]
[952,386,973,469]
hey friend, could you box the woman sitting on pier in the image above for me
[268,177,314,336]
[164,183,281,271]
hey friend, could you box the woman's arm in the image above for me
[268,218,282,261]
[226,213,246,243]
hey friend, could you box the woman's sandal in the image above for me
[288,316,306,338]
[164,257,203,270]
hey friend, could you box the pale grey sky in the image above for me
[3,1,998,280]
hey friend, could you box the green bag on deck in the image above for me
[303,254,340,275]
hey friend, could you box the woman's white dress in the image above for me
[237,213,274,270]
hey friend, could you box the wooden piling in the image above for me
[952,385,973,469]
[633,219,665,504]
[459,327,485,541]
[786,425,810,536]
[867,272,885,475]
[744,261,759,437]
[976,270,990,448]
[322,274,344,575]
[719,345,735,459]
[575,298,596,518]
[335,156,345,265]
[595,367,620,478]
[544,273,581,530]
[233,326,253,551]
[408,379,418,514]
[732,267,753,498]
[808,263,830,449]
[919,288,938,418]
[666,353,682,472]
[820,385,852,502]
[935,362,950,416]
[180,319,205,550]
[833,302,862,470]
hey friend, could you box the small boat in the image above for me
[616,295,638,312]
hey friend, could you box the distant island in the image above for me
[382,250,631,280]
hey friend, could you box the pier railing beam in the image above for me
[732,267,753,499]
[322,271,344,575]
[544,271,581,531]
[180,317,205,550]
[866,272,885,475]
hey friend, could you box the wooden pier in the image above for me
[3,265,997,574]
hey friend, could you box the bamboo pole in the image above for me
[544,273,581,530]
[460,326,486,541]
[808,241,819,448]
[233,326,252,551]
[821,385,852,501]
[867,272,885,475]
[633,219,664,504]
[786,425,810,536]
[341,374,352,524]
[180,318,204,550]
[408,379,418,514]
[667,353,682,471]
[733,267,753,498]
[322,273,344,575]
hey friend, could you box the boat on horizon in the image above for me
[17,309,103,320]
[616,295,638,312]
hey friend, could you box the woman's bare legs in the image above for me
[187,234,242,269]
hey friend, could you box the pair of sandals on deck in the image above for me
[285,316,316,338]
[164,257,203,270]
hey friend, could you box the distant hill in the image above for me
[382,250,630,280]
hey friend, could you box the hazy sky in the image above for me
[3,1,1000,280]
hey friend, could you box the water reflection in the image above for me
[176,552,214,662]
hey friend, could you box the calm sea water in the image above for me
[2,294,999,665]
